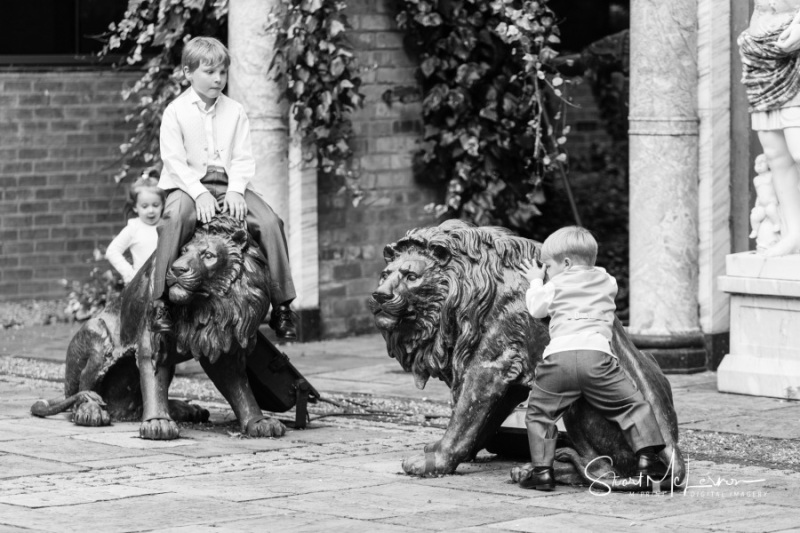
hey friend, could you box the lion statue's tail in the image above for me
[31,390,105,418]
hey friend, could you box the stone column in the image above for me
[628,0,705,372]
[228,1,320,340]
[228,0,289,217]
[697,0,732,369]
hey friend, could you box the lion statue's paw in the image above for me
[72,400,111,427]
[139,418,180,440]
[401,451,454,477]
[245,417,285,438]
[510,463,535,483]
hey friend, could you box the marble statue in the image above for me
[368,220,686,489]
[740,0,800,256]
[750,154,783,251]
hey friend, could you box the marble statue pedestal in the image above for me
[717,252,800,399]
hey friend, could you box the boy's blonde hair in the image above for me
[181,36,230,72]
[540,226,598,266]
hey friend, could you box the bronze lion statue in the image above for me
[368,220,686,487]
[31,215,285,440]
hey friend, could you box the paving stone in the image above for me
[277,481,522,521]
[131,462,398,502]
[0,436,160,464]
[473,512,712,533]
[0,455,83,479]
[377,503,560,530]
[310,366,451,402]
[70,432,197,449]
[283,425,402,445]
[0,484,166,508]
[674,391,798,424]
[0,524,50,533]
[74,453,185,469]
[683,406,800,439]
[152,431,298,458]
[650,503,795,530]
[0,494,284,533]
[149,513,424,533]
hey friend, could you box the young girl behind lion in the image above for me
[105,175,165,284]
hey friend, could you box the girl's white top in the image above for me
[105,218,158,283]
[526,265,618,358]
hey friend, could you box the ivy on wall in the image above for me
[390,0,570,231]
[269,0,366,202]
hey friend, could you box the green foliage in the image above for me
[269,0,366,202]
[62,248,125,322]
[100,0,228,183]
[392,0,569,230]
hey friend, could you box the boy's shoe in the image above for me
[636,451,667,490]
[637,451,667,480]
[519,467,555,491]
[269,304,297,340]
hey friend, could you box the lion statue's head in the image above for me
[156,215,270,364]
[368,219,540,390]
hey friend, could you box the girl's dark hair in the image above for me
[123,171,166,219]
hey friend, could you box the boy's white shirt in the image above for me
[159,87,256,199]
[105,218,158,283]
[526,268,616,359]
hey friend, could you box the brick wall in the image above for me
[0,70,137,300]
[316,0,438,338]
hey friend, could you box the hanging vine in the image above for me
[270,0,366,203]
[390,0,570,230]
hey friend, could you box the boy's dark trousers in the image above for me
[152,169,297,308]
[525,349,665,467]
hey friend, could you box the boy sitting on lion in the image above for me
[518,226,667,491]
[153,36,297,339]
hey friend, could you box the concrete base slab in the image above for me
[718,252,800,399]
[718,354,800,400]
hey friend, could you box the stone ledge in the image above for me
[718,276,800,297]
[725,251,800,280]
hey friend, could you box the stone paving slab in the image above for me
[128,462,399,502]
[673,390,798,424]
[149,514,423,533]
[650,503,798,531]
[0,484,166,509]
[376,503,561,531]
[276,481,526,521]
[471,512,712,533]
[0,435,161,464]
[683,406,800,439]
[0,455,84,479]
[0,494,287,533]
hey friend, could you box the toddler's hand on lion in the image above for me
[520,258,546,282]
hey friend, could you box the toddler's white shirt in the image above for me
[105,218,158,283]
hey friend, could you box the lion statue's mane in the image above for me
[380,220,537,388]
[152,217,269,365]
